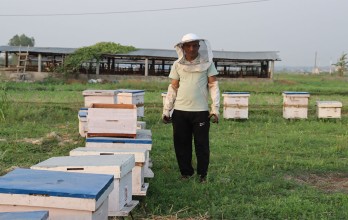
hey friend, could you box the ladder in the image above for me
[16,45,29,73]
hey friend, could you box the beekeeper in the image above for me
[162,33,220,183]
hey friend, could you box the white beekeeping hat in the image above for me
[174,33,214,72]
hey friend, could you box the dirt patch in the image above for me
[20,131,76,146]
[274,79,298,85]
[286,173,348,193]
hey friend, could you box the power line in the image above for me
[0,0,272,17]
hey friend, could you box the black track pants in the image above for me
[172,110,210,177]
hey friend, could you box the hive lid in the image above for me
[31,155,135,178]
[0,211,48,220]
[223,92,250,94]
[70,147,147,163]
[283,91,310,95]
[316,101,343,107]
[86,129,152,144]
[82,90,118,96]
[0,168,113,200]
[117,89,144,94]
[86,136,152,144]
[222,92,250,96]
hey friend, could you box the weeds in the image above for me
[0,84,10,121]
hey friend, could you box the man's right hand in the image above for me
[162,114,172,124]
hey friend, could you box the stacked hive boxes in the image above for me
[70,147,149,196]
[79,89,146,137]
[0,88,150,219]
[222,92,250,119]
[80,89,153,197]
[282,91,310,119]
[31,155,138,217]
[85,129,154,179]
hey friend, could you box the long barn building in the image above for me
[0,46,280,78]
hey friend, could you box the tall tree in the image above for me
[333,53,348,76]
[60,42,136,75]
[8,34,35,47]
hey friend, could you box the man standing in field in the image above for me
[162,33,220,183]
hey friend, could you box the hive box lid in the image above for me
[70,147,147,163]
[116,89,145,95]
[86,129,152,144]
[0,168,113,200]
[0,211,48,220]
[31,155,135,179]
[282,91,310,96]
[316,101,343,107]
[222,92,250,96]
[82,90,118,96]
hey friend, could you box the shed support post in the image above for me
[145,58,149,76]
[5,51,9,67]
[269,61,274,79]
[38,54,42,72]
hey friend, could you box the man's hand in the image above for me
[162,114,172,124]
[209,114,219,124]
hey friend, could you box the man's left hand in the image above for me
[209,114,219,124]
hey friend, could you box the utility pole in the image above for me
[312,51,319,74]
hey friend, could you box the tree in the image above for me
[60,42,136,75]
[8,34,35,47]
[333,53,348,76]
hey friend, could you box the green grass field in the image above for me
[0,73,348,219]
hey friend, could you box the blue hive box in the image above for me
[0,168,114,220]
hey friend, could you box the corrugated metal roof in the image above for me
[0,46,280,61]
[213,51,281,61]
[116,48,280,61]
[0,46,76,54]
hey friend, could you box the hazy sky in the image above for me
[0,0,347,67]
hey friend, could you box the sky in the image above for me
[0,0,347,67]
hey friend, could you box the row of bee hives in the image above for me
[0,89,151,220]
[162,91,343,120]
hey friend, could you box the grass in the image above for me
[1,73,348,219]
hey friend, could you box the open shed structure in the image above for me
[0,46,280,78]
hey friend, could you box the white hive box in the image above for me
[316,101,342,119]
[83,90,118,108]
[0,168,113,220]
[70,147,149,196]
[116,89,145,117]
[282,92,310,119]
[87,103,137,138]
[86,129,154,178]
[0,211,49,220]
[222,92,250,119]
[31,155,137,217]
[78,108,88,137]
